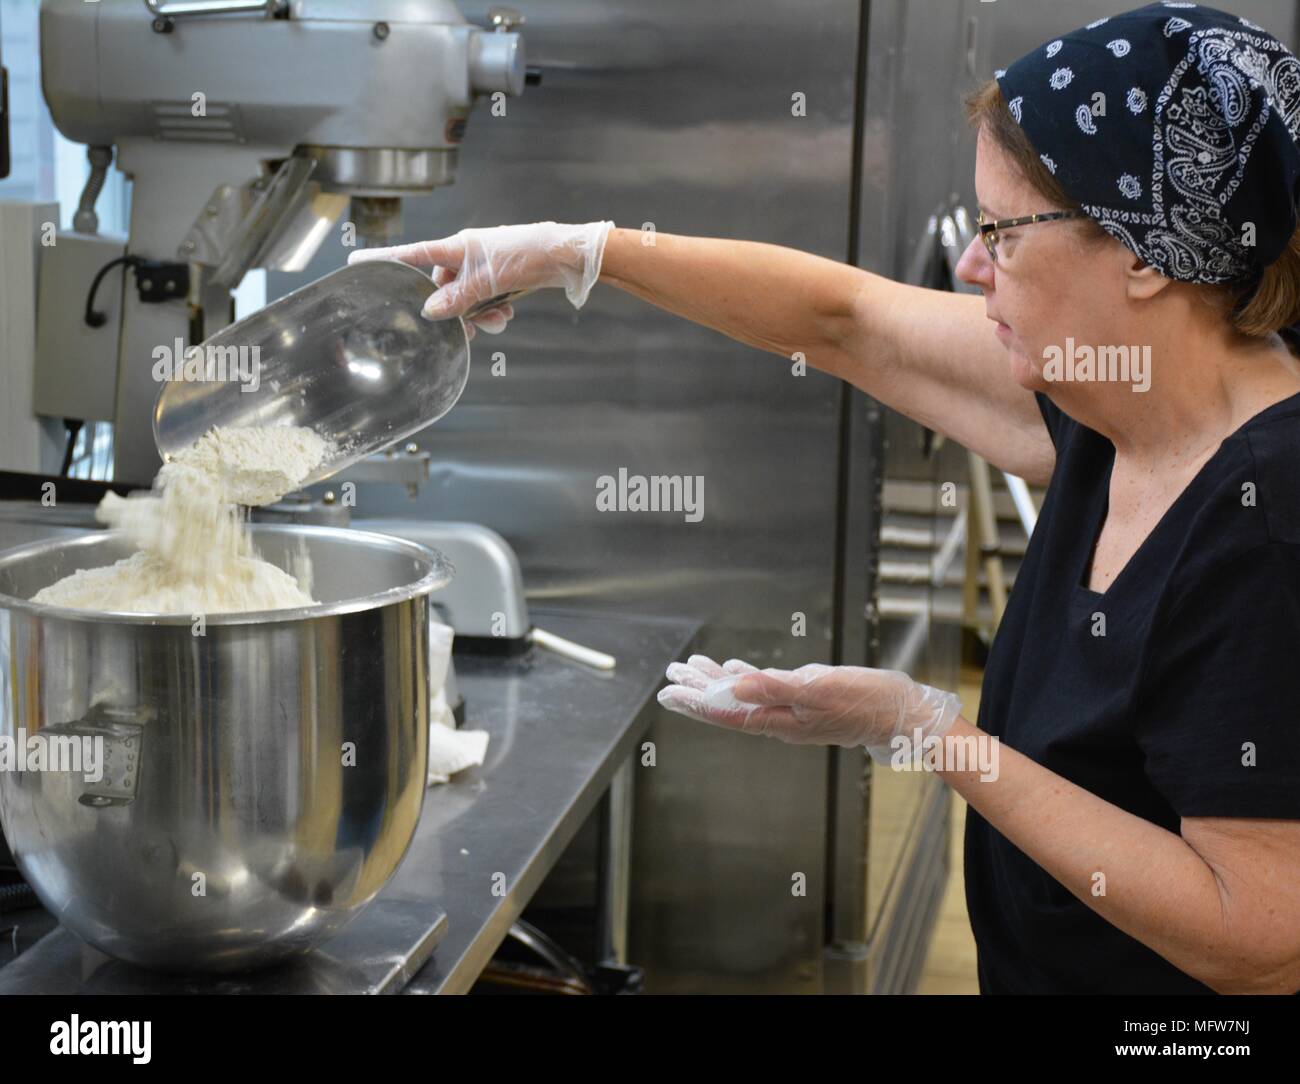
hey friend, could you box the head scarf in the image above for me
[995,2,1300,285]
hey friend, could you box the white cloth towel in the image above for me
[427,620,490,786]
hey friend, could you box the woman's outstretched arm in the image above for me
[599,227,1056,484]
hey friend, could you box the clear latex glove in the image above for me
[657,654,962,763]
[347,221,615,338]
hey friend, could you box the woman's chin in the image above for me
[1008,350,1047,391]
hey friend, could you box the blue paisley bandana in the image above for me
[996,2,1300,285]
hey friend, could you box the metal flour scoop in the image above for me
[153,260,524,484]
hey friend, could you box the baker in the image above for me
[352,3,1300,994]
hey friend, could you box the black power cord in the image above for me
[84,253,144,328]
[60,418,84,476]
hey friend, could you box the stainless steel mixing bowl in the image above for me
[0,525,452,973]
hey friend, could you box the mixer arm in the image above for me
[180,155,350,288]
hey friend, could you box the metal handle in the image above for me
[144,0,287,18]
[209,155,318,288]
[528,626,616,670]
[463,288,533,320]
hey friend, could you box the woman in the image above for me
[353,3,1300,994]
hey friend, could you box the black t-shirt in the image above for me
[965,386,1300,994]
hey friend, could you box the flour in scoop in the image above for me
[174,426,332,507]
[32,426,332,615]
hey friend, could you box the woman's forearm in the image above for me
[937,716,1262,992]
[599,227,865,375]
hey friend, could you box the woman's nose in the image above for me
[955,235,993,291]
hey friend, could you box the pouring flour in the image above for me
[32,426,331,614]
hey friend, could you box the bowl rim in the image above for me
[0,523,454,626]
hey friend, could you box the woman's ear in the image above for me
[1125,256,1173,301]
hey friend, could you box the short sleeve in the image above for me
[1034,392,1073,452]
[1135,542,1300,819]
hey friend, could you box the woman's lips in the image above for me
[993,320,1012,343]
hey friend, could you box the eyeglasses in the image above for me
[976,209,1085,263]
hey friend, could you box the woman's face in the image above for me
[956,128,1135,392]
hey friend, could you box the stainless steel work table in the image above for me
[0,607,698,995]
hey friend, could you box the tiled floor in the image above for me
[915,665,984,995]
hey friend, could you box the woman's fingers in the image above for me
[656,684,714,724]
[662,658,804,706]
[657,683,803,739]
[347,239,493,324]
[446,299,517,340]
[665,661,715,691]
[686,654,727,679]
[657,681,768,731]
[422,268,501,320]
[476,301,514,325]
[348,236,464,271]
[731,671,805,706]
[660,655,826,738]
[665,659,839,709]
[469,304,513,335]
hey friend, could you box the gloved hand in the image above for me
[347,221,616,338]
[657,654,962,764]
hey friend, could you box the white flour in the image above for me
[32,426,331,615]
[169,426,331,507]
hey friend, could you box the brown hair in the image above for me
[965,79,1300,338]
